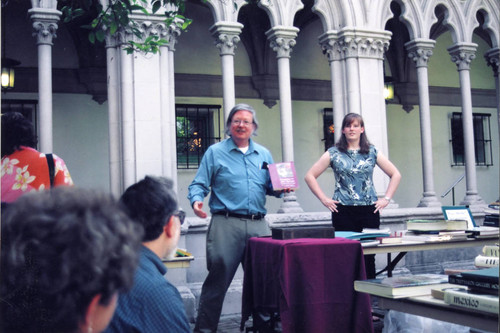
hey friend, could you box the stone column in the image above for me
[484,47,499,202]
[105,33,123,196]
[116,27,136,189]
[448,43,485,206]
[319,31,346,143]
[406,39,441,207]
[266,26,303,213]
[338,31,362,116]
[29,8,61,153]
[166,22,182,189]
[210,22,243,121]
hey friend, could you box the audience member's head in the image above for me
[119,176,183,258]
[0,187,143,333]
[1,111,38,157]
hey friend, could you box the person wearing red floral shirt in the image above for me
[1,112,73,204]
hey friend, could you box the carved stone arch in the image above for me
[257,0,304,27]
[427,0,465,44]
[312,0,346,31]
[204,0,247,22]
[467,0,499,49]
[392,0,428,40]
[384,2,413,85]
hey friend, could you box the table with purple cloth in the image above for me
[241,236,373,333]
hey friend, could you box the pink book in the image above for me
[268,161,299,190]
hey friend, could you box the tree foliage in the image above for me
[59,0,192,54]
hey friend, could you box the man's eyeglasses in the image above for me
[231,119,253,126]
[172,210,186,225]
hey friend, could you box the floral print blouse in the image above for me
[1,146,73,203]
[328,145,378,206]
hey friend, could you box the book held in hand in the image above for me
[354,274,449,298]
[443,287,499,314]
[268,161,299,190]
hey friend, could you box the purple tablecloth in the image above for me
[241,237,373,333]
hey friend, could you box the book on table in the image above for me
[354,274,449,298]
[474,254,499,268]
[406,219,468,232]
[402,230,468,243]
[448,266,499,295]
[443,287,499,314]
[268,161,299,190]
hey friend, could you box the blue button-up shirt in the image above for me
[104,246,190,333]
[188,138,279,215]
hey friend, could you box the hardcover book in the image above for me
[354,274,449,298]
[443,287,499,314]
[268,161,299,190]
[271,226,335,240]
[448,267,499,294]
[406,219,468,232]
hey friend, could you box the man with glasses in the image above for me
[188,103,284,332]
[105,176,190,333]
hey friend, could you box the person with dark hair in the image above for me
[104,176,190,333]
[305,112,401,279]
[1,112,73,203]
[188,103,284,332]
[0,187,142,333]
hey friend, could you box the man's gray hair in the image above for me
[225,103,259,136]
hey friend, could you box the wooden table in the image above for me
[378,295,499,332]
[361,237,499,277]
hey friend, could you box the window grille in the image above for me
[450,112,492,167]
[176,104,221,169]
[322,108,335,151]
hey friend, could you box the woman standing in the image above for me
[305,113,401,279]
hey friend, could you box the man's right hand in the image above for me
[193,201,208,218]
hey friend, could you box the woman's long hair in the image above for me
[335,113,371,154]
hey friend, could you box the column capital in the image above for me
[29,8,61,45]
[337,28,391,60]
[484,47,499,77]
[405,39,436,68]
[210,22,243,56]
[447,43,477,71]
[318,31,342,62]
[265,26,299,59]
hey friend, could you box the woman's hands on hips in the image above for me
[374,197,390,213]
[321,198,340,213]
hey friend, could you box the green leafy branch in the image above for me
[60,0,192,54]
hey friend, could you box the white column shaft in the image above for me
[120,48,136,189]
[106,44,122,196]
[38,43,53,152]
[221,54,236,121]
[168,49,178,188]
[277,57,294,162]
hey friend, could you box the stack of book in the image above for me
[354,274,451,298]
[334,228,385,245]
[403,219,469,242]
[474,244,499,268]
[442,267,499,314]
